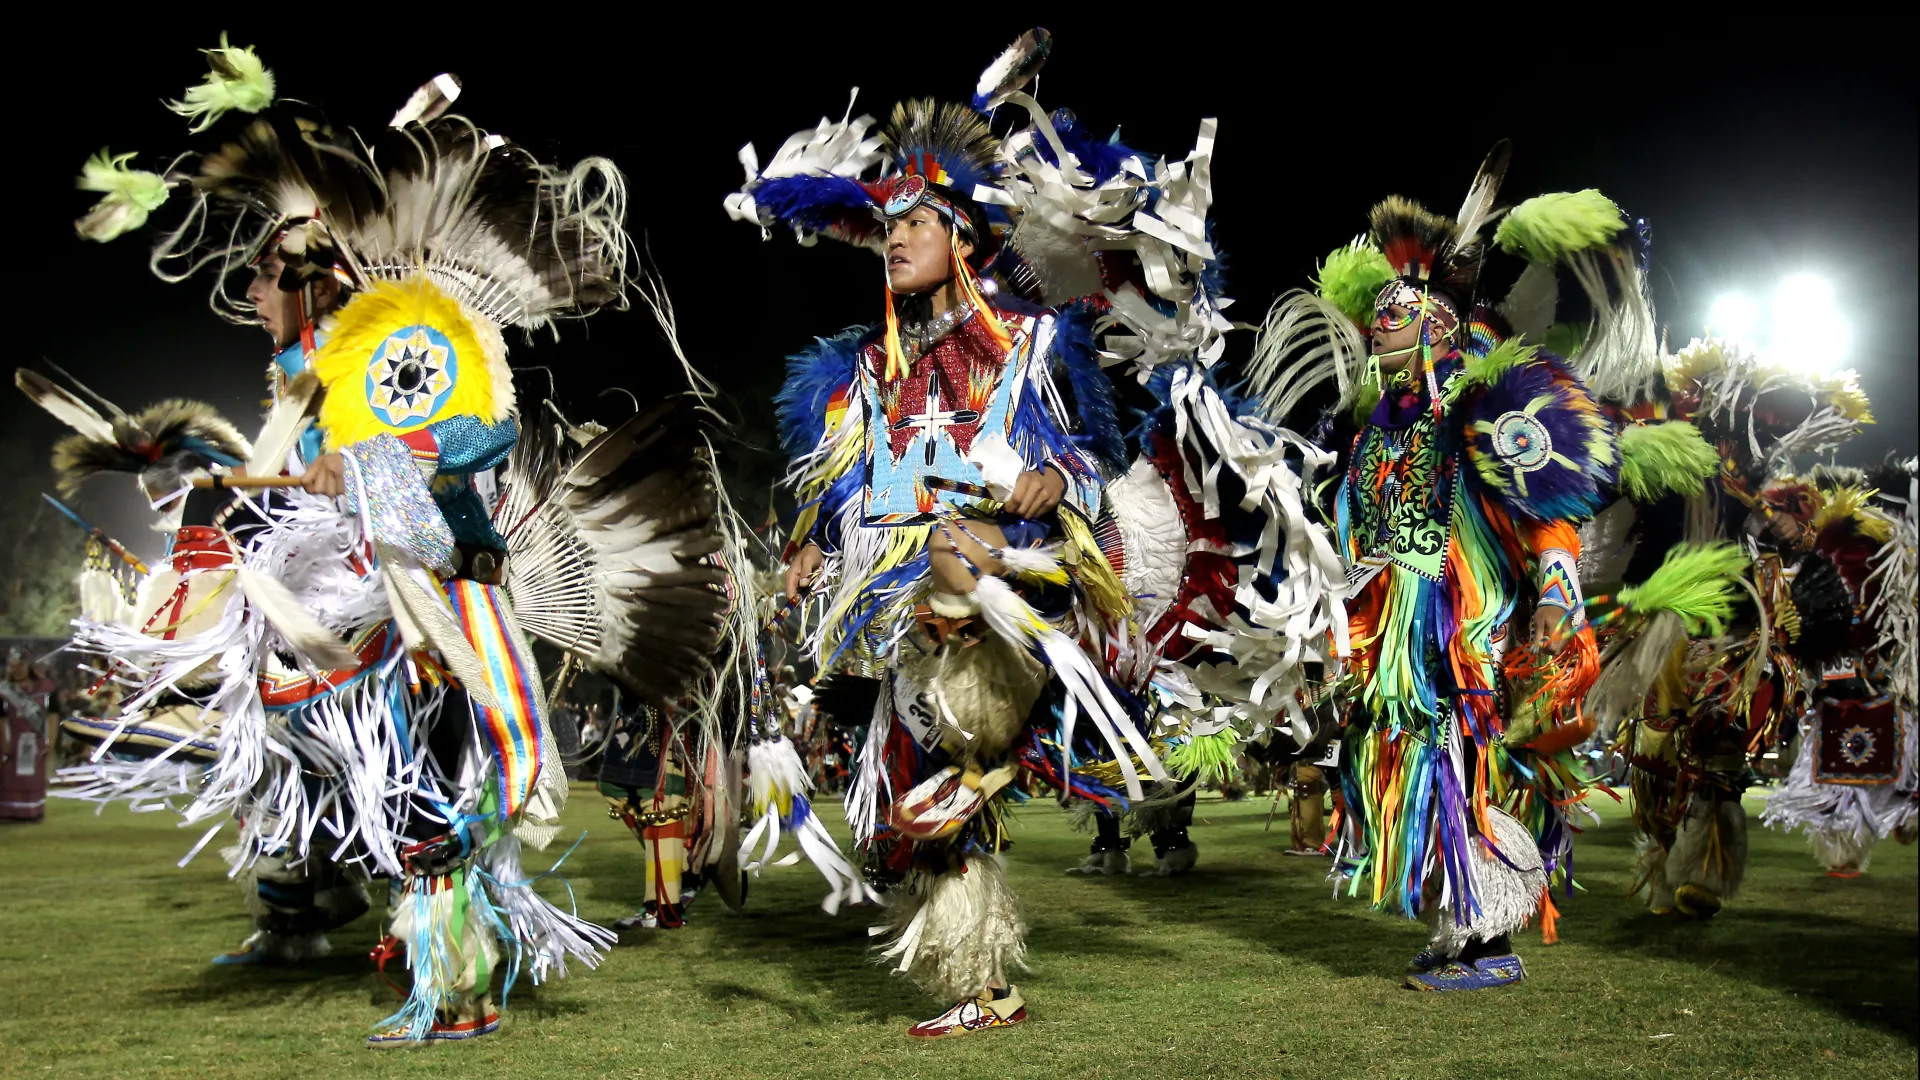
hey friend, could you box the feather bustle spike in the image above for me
[973,28,1052,112]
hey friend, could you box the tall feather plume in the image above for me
[48,399,251,496]
[972,28,1052,112]
[1454,140,1511,251]
[15,369,117,443]
[880,99,1001,199]
[389,73,463,129]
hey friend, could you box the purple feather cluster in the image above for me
[1464,357,1615,522]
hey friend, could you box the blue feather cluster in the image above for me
[1037,111,1141,185]
[775,327,871,454]
[752,175,879,243]
[1052,300,1127,472]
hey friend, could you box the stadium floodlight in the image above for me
[1707,292,1759,345]
[1768,273,1849,374]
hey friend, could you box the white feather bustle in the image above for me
[1425,807,1546,955]
[872,854,1027,1001]
[1107,459,1187,631]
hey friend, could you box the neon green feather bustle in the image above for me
[166,33,275,133]
[1616,421,1719,501]
[1541,323,1588,359]
[1447,337,1539,404]
[1162,728,1241,787]
[1494,190,1626,264]
[1617,541,1747,636]
[1313,241,1394,325]
[74,150,170,242]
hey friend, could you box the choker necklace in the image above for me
[899,301,974,363]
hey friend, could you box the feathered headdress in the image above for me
[726,94,1004,255]
[75,38,631,333]
[727,29,1230,375]
[1368,142,1509,307]
[1663,336,1872,470]
[1250,143,1663,427]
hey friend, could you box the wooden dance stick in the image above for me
[190,475,308,489]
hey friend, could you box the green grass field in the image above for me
[1,786,1914,1080]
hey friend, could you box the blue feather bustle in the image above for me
[775,328,871,454]
[1050,300,1127,472]
[751,176,882,245]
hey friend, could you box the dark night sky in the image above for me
[10,26,1915,561]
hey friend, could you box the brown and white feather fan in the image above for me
[494,398,728,706]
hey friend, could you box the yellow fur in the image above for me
[313,276,511,450]
[1812,485,1893,543]
[1058,512,1131,627]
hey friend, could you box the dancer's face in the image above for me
[247,254,304,348]
[885,206,973,295]
[246,252,339,349]
[1371,304,1426,374]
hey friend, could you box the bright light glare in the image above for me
[1768,273,1849,374]
[1708,293,1758,344]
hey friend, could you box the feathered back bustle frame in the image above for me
[153,110,632,330]
[1663,337,1872,471]
[79,42,631,333]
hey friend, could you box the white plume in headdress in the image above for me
[389,73,463,129]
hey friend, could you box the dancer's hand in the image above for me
[1005,467,1066,519]
[1764,509,1809,550]
[300,453,346,497]
[1531,605,1571,652]
[785,543,825,603]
